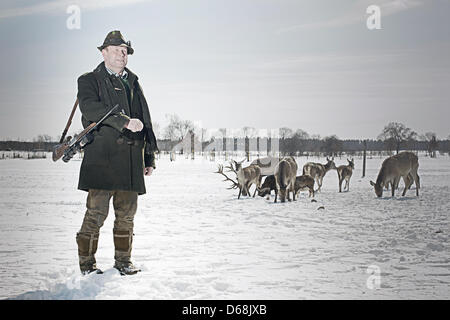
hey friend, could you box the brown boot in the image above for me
[76,232,103,275]
[113,229,141,275]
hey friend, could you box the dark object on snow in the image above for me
[294,175,315,198]
[258,175,276,198]
[311,199,317,203]
[317,206,325,210]
[114,262,141,276]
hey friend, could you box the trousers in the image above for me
[77,189,138,266]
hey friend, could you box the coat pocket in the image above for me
[82,133,110,165]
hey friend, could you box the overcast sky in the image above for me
[0,0,449,141]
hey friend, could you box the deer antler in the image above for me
[225,161,237,174]
[215,164,239,190]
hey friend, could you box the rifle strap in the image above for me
[59,98,79,144]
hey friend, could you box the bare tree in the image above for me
[34,134,53,143]
[293,129,309,140]
[163,114,195,141]
[152,121,161,140]
[378,122,417,154]
[279,127,293,140]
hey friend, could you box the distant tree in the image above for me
[419,132,438,158]
[33,134,53,143]
[293,129,309,140]
[278,127,293,156]
[288,129,310,155]
[377,122,417,154]
[162,114,194,141]
[321,135,343,157]
[152,121,161,140]
[279,127,293,140]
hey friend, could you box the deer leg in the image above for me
[412,170,420,196]
[401,176,409,196]
[238,187,242,199]
[274,190,278,203]
[391,181,396,197]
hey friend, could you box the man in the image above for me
[75,30,158,276]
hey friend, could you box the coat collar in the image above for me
[94,61,138,86]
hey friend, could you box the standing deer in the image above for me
[337,158,354,192]
[233,160,262,199]
[274,156,298,203]
[302,157,337,192]
[370,151,420,198]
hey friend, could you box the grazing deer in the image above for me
[370,151,420,198]
[294,175,315,198]
[233,160,262,199]
[274,156,298,203]
[302,157,337,192]
[257,175,276,200]
[337,158,354,192]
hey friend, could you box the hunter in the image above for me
[75,30,158,276]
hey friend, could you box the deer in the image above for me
[302,157,337,192]
[294,175,315,198]
[233,160,262,199]
[273,156,298,203]
[337,158,354,192]
[250,156,280,176]
[257,175,276,200]
[370,151,420,198]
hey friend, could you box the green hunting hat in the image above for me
[97,30,134,55]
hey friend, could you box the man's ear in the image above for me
[101,47,108,58]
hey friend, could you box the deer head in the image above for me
[325,157,337,170]
[370,180,383,198]
[347,158,355,169]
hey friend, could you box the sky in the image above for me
[0,0,449,141]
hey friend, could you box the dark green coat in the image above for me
[77,62,158,195]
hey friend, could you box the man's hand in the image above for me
[144,167,154,176]
[126,118,144,132]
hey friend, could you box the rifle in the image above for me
[52,104,119,162]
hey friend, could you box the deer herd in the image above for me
[215,151,420,202]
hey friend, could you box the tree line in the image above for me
[1,119,449,156]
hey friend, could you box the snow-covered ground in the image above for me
[0,153,449,299]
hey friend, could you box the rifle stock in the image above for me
[52,123,96,162]
[52,104,119,162]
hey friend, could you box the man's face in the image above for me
[102,45,128,71]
